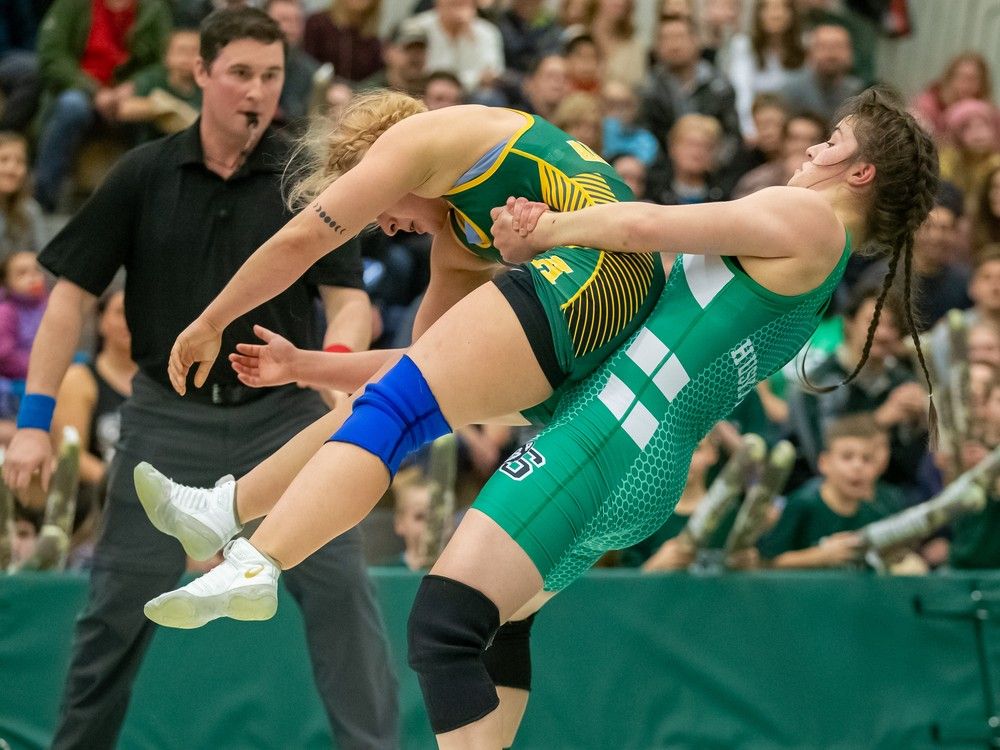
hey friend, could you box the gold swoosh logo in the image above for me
[244,565,264,579]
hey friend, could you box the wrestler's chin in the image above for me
[786,168,809,188]
[418,219,447,235]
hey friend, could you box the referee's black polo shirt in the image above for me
[39,122,363,400]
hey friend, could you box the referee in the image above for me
[3,9,398,749]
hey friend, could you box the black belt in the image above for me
[179,381,276,407]
[135,369,289,407]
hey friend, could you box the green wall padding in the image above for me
[2,569,998,749]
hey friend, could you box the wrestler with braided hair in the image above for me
[144,87,939,750]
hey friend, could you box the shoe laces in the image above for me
[170,478,228,514]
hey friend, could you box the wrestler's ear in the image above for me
[847,161,875,189]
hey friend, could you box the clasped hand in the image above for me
[490,196,551,264]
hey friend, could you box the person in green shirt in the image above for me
[784,279,929,497]
[118,27,202,142]
[760,412,887,567]
[950,497,1000,570]
[34,0,172,209]
[949,377,1000,569]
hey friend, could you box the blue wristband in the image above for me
[16,393,56,431]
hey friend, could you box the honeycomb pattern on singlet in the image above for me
[539,254,842,591]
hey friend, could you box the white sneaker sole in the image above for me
[144,586,278,629]
[134,463,225,561]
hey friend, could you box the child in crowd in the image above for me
[760,414,888,568]
[968,320,1000,366]
[10,503,41,568]
[390,466,432,571]
[0,250,46,381]
[0,249,45,425]
[601,80,658,165]
[317,77,355,122]
[118,28,202,142]
[0,131,44,257]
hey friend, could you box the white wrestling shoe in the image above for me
[144,538,279,629]
[133,462,242,561]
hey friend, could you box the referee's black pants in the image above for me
[50,374,399,750]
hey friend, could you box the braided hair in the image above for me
[286,89,428,209]
[815,86,941,443]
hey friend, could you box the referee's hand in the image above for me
[4,429,53,508]
[169,317,222,396]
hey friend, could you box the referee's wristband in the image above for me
[323,343,352,354]
[16,393,56,432]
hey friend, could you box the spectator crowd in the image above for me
[1,0,998,574]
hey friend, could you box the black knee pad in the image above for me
[407,575,501,734]
[482,614,536,691]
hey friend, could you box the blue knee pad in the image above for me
[330,355,451,476]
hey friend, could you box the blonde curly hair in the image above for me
[286,89,428,209]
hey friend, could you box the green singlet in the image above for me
[473,239,852,591]
[444,111,664,424]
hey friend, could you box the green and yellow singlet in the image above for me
[443,112,665,423]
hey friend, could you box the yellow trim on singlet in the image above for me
[560,251,605,309]
[450,206,492,248]
[562,252,657,357]
[505,149,636,319]
[445,110,534,196]
[509,148,617,207]
[503,146,620,311]
[446,217,496,261]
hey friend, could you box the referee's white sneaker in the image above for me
[133,462,241,560]
[144,538,279,629]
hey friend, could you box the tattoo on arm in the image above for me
[314,204,348,235]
